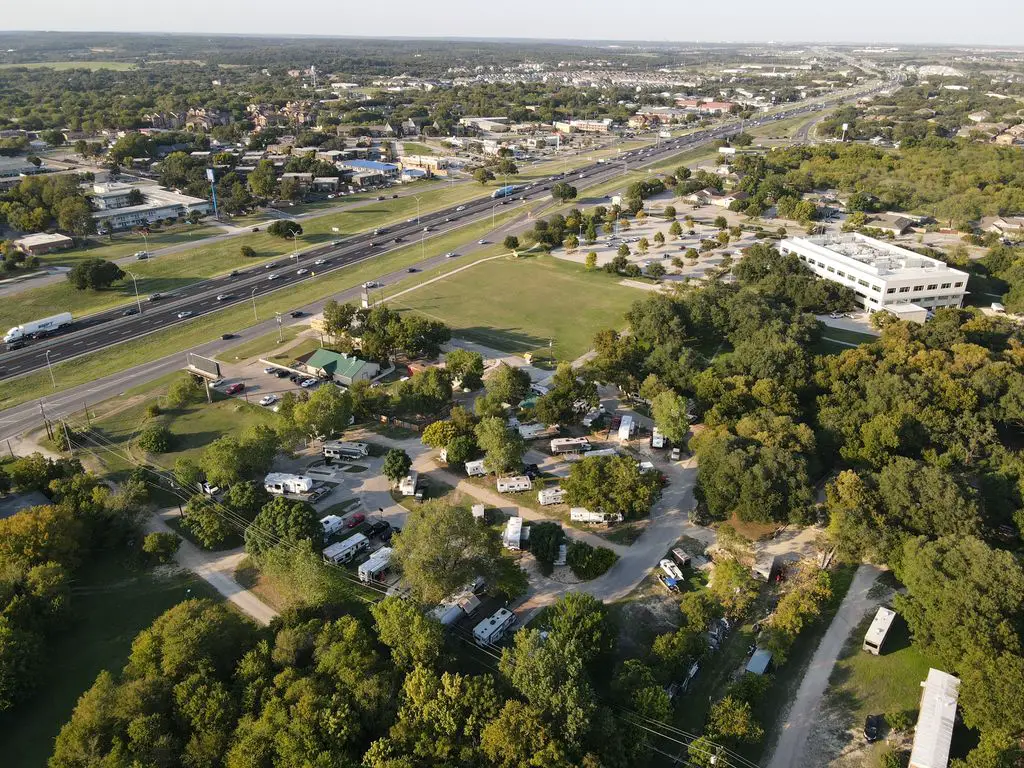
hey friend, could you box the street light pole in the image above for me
[414,195,422,224]
[275,312,283,343]
[124,269,143,314]
[250,286,259,322]
[44,349,56,388]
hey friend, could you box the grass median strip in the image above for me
[0,210,523,409]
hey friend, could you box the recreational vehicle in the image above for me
[323,534,369,564]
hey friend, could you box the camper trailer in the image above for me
[863,607,897,655]
[320,515,345,536]
[399,471,419,497]
[538,487,566,506]
[570,507,622,524]
[323,533,369,564]
[550,437,591,454]
[496,476,533,493]
[264,473,314,495]
[465,459,487,477]
[651,428,666,449]
[617,415,635,443]
[357,547,393,583]
[473,608,517,646]
[323,441,369,460]
[503,516,525,550]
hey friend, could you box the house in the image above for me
[13,232,74,256]
[868,213,914,236]
[985,216,1024,238]
[185,108,231,131]
[312,176,341,192]
[708,190,748,209]
[280,172,314,189]
[298,349,379,385]
[909,669,960,768]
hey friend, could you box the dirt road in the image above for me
[765,564,882,768]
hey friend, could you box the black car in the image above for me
[290,310,304,318]
[122,307,138,317]
[366,520,390,538]
[407,267,418,273]
[274,369,290,378]
[393,237,403,243]
[524,463,540,480]
[221,333,235,340]
[6,339,26,351]
[288,374,302,383]
[864,715,883,743]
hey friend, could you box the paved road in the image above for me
[765,564,882,768]
[0,81,888,385]
[144,507,279,626]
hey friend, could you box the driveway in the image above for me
[765,564,882,768]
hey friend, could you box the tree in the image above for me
[445,348,485,389]
[532,363,597,426]
[669,220,683,238]
[617,243,631,258]
[392,500,511,603]
[530,522,565,575]
[585,252,598,270]
[566,541,618,580]
[223,481,270,523]
[637,237,649,255]
[709,559,759,618]
[562,455,661,520]
[66,259,124,290]
[293,385,353,439]
[651,390,690,443]
[503,235,519,251]
[142,532,181,564]
[370,597,444,668]
[245,496,321,556]
[172,457,204,492]
[277,176,301,201]
[182,495,234,549]
[653,231,666,247]
[679,590,724,632]
[266,220,302,239]
[475,416,525,474]
[551,182,578,202]
[0,503,83,570]
[0,616,43,711]
[382,448,412,484]
[136,424,172,453]
[239,245,255,258]
[707,695,764,745]
[484,362,532,406]
[422,420,459,450]
[714,215,728,229]
[647,262,666,280]
[563,234,580,252]
[474,167,495,185]
[247,160,277,197]
[165,374,204,409]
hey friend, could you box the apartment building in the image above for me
[779,233,968,312]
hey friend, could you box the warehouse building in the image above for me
[779,234,968,313]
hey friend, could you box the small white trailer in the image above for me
[538,487,566,506]
[465,459,487,477]
[473,608,517,646]
[399,471,419,496]
[550,437,591,454]
[496,475,533,493]
[323,533,369,564]
[651,428,666,449]
[264,473,314,495]
[357,547,393,583]
[617,415,635,443]
[320,514,345,536]
[570,507,622,524]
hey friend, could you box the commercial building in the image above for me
[909,669,960,768]
[340,159,400,179]
[13,232,74,256]
[298,349,379,385]
[89,182,211,231]
[779,234,969,313]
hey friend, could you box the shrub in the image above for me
[240,245,256,258]
[566,541,618,580]
[145,402,161,418]
[137,424,173,454]
[142,532,181,564]
[528,522,564,576]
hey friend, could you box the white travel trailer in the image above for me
[538,487,566,506]
[473,607,517,646]
[323,441,369,459]
[323,533,369,564]
[496,475,533,493]
[503,516,525,550]
[358,547,393,583]
[399,471,419,496]
[320,514,345,536]
[863,606,897,655]
[465,459,487,477]
[264,473,314,495]
[651,427,666,449]
[617,415,635,443]
[550,437,591,454]
[570,507,623,524]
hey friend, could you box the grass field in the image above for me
[389,254,637,360]
[0,210,522,409]
[827,612,938,723]
[0,558,214,768]
[400,142,435,155]
[222,325,305,361]
[46,224,221,267]
[819,326,878,345]
[0,60,135,71]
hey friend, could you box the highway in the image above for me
[0,81,889,391]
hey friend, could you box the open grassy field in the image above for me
[400,142,435,155]
[389,254,637,360]
[46,223,221,268]
[0,60,135,71]
[0,211,522,409]
[819,326,878,345]
[0,557,215,768]
[221,325,305,361]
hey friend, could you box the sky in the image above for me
[2,0,1024,47]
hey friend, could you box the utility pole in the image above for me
[44,349,56,389]
[275,312,283,343]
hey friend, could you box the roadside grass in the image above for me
[389,254,637,360]
[0,211,521,409]
[221,325,305,361]
[0,557,216,768]
[827,612,938,723]
[41,224,221,268]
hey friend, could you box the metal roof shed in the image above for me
[909,669,960,768]
[746,648,773,676]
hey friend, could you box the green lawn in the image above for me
[0,210,522,409]
[0,557,215,768]
[221,325,305,361]
[48,224,221,267]
[827,612,938,723]
[401,142,435,155]
[389,255,637,360]
[819,326,878,345]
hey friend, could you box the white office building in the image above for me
[89,182,211,231]
[779,234,969,313]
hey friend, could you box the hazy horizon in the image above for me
[1,0,1023,48]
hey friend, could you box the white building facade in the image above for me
[779,234,969,313]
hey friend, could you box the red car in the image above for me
[347,513,366,528]
[225,382,245,395]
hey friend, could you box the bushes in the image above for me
[566,541,618,580]
[142,532,181,564]
[136,424,173,454]
[528,522,564,576]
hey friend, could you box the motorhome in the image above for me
[399,471,419,496]
[323,441,369,460]
[651,428,666,449]
[538,487,566,506]
[550,437,591,454]
[323,534,369,564]
[472,608,517,646]
[496,475,533,493]
[863,606,897,655]
[264,473,314,495]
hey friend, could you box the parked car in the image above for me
[347,513,366,528]
[300,378,318,389]
[366,520,390,538]
[259,394,278,407]
[225,383,245,395]
[274,369,290,378]
[670,447,681,461]
[210,378,226,388]
[263,366,278,374]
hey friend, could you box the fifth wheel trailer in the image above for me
[3,311,73,343]
[264,473,314,495]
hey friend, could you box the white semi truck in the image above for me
[4,312,73,344]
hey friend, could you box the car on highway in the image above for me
[6,339,27,351]
[176,311,193,319]
[267,273,280,280]
[407,267,418,273]
[456,205,466,211]
[148,292,166,301]
[445,252,458,258]
[376,196,385,201]
[313,259,327,265]
[225,383,245,395]
[134,251,149,260]
[216,293,232,301]
[251,227,260,232]
[393,237,403,243]
[363,281,379,288]
[290,310,304,318]
[228,270,241,277]
[368,241,376,246]
[478,240,488,245]
[259,394,278,407]
[296,268,309,275]
[347,512,366,528]
[423,226,431,232]
[121,307,138,317]
[300,378,318,389]
[392,193,399,199]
